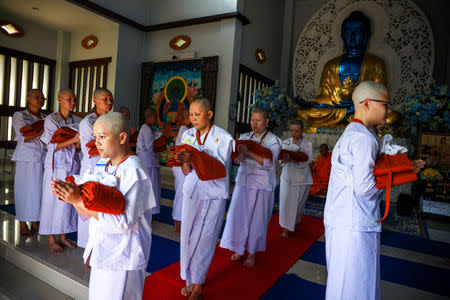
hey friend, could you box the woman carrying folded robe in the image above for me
[11,89,47,236]
[39,89,82,253]
[136,108,162,215]
[51,112,155,300]
[278,120,313,238]
[176,98,233,300]
[77,88,113,248]
[172,108,191,234]
[220,108,281,268]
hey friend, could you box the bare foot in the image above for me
[60,235,77,249]
[188,284,203,300]
[174,220,181,234]
[181,284,194,297]
[30,222,39,234]
[231,253,242,261]
[84,253,91,269]
[19,222,32,236]
[280,229,289,238]
[48,235,64,253]
[243,254,256,268]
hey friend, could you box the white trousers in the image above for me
[325,226,381,300]
[220,186,274,255]
[14,161,43,222]
[89,268,145,300]
[279,182,310,231]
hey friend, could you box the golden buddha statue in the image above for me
[298,11,387,129]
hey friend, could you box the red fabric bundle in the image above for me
[86,140,99,158]
[50,126,78,143]
[277,149,308,162]
[129,131,138,147]
[20,119,45,137]
[231,140,273,161]
[65,176,125,215]
[166,144,226,181]
[373,153,417,222]
[154,135,167,153]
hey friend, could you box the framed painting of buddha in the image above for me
[139,56,218,163]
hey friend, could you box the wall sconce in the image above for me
[81,35,98,49]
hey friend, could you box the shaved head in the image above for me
[191,98,212,112]
[95,112,129,136]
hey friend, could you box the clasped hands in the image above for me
[51,180,82,205]
[175,149,193,164]
[280,152,292,164]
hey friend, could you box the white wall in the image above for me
[287,0,329,95]
[68,25,119,94]
[239,0,285,81]
[87,0,151,25]
[114,24,146,128]
[87,0,238,25]
[0,15,58,59]
[147,0,238,24]
[143,19,242,131]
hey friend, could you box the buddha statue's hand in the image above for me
[337,77,355,102]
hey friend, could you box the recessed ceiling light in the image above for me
[1,24,19,34]
[0,21,24,37]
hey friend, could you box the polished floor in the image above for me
[0,164,449,299]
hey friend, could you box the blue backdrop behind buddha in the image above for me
[297,11,387,129]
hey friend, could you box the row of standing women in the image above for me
[12,89,314,300]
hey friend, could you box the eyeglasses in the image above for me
[359,98,390,107]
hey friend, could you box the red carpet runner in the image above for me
[143,214,324,300]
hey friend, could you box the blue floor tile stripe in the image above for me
[381,230,450,259]
[260,274,325,300]
[161,188,175,200]
[380,255,450,297]
[300,241,450,297]
[0,204,15,215]
[152,204,175,226]
[147,234,180,273]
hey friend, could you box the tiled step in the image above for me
[0,212,89,300]
[0,257,73,300]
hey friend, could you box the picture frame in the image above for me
[139,56,218,164]
[419,132,450,172]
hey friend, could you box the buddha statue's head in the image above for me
[341,11,371,58]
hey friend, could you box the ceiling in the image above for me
[0,0,117,32]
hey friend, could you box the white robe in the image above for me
[77,112,101,247]
[172,125,189,221]
[83,155,155,300]
[220,131,281,255]
[136,123,160,214]
[324,122,382,300]
[279,137,313,231]
[39,112,81,235]
[180,125,233,286]
[11,110,46,222]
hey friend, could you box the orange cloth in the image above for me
[86,140,99,158]
[65,176,125,215]
[129,131,138,147]
[373,153,417,222]
[310,152,332,195]
[20,119,45,137]
[231,139,273,161]
[154,135,167,153]
[50,126,78,143]
[278,149,308,162]
[166,144,226,181]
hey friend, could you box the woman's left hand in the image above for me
[412,159,426,173]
